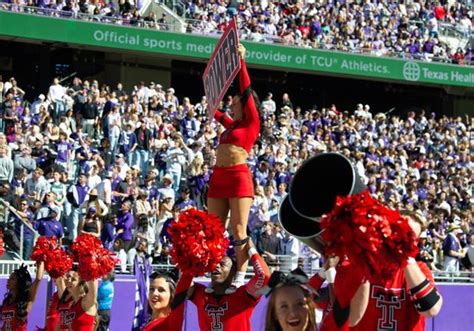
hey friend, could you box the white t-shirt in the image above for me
[96,178,112,204]
[49,84,65,102]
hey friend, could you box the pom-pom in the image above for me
[31,237,72,278]
[168,208,229,276]
[45,249,73,279]
[31,237,59,263]
[71,234,117,281]
[321,191,418,281]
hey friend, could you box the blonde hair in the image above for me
[400,209,427,231]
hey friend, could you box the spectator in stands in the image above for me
[443,223,467,273]
[258,221,280,264]
[113,238,128,273]
[10,198,34,260]
[48,77,66,124]
[97,271,115,331]
[34,208,64,243]
[133,119,153,175]
[67,173,90,241]
[466,233,474,274]
[0,144,14,183]
[14,145,36,173]
[79,206,101,238]
[116,200,134,251]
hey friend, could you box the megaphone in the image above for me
[279,195,326,253]
[278,153,365,253]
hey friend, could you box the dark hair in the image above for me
[2,265,32,322]
[114,238,124,249]
[106,271,116,282]
[239,87,260,110]
[58,270,88,305]
[147,271,177,316]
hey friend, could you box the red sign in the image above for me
[202,19,240,120]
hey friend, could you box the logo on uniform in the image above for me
[205,302,228,331]
[371,286,406,331]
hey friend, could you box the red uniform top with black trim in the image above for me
[350,261,434,331]
[45,292,60,331]
[308,271,349,331]
[191,253,270,331]
[141,273,194,331]
[1,302,27,331]
[214,59,260,153]
[59,297,94,331]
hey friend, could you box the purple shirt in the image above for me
[34,218,64,238]
[15,210,34,240]
[56,141,72,163]
[116,211,134,241]
[177,199,196,211]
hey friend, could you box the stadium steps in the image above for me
[141,0,186,32]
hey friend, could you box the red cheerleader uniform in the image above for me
[349,262,435,331]
[45,292,60,331]
[208,59,259,199]
[141,273,194,331]
[57,295,74,331]
[191,253,270,331]
[59,298,95,331]
[1,301,27,331]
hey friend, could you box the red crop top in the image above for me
[214,59,260,153]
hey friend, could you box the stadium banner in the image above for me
[202,19,240,119]
[0,11,473,88]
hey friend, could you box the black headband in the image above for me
[259,268,315,297]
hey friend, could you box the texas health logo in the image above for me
[403,62,421,82]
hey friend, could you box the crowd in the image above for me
[184,0,473,65]
[1,0,473,65]
[0,72,472,276]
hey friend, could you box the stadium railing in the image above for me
[0,260,471,283]
[0,3,472,66]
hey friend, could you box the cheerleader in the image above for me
[58,268,98,331]
[1,262,44,331]
[141,271,193,331]
[208,43,261,288]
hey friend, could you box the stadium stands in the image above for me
[0,72,472,278]
[0,0,472,65]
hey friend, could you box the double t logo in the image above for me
[371,285,406,331]
[205,302,229,331]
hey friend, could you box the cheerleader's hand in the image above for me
[238,43,246,60]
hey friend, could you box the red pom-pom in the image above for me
[321,191,418,281]
[168,208,229,276]
[31,237,59,263]
[44,249,73,279]
[32,237,72,278]
[71,234,117,281]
